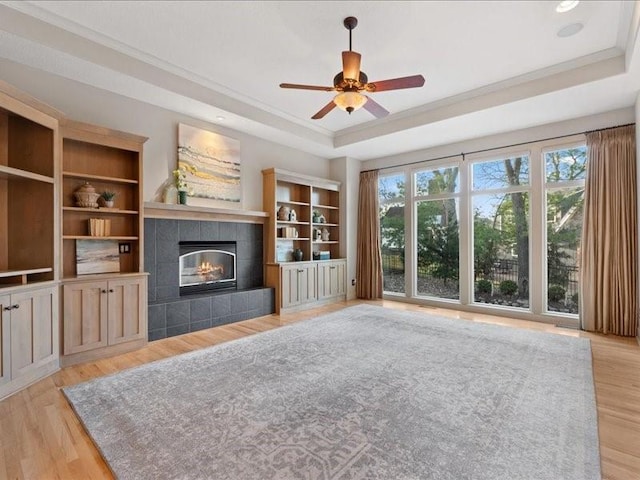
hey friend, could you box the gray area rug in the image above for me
[63,304,601,480]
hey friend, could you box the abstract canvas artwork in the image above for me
[76,240,120,275]
[177,123,241,206]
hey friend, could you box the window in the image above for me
[472,156,530,309]
[379,173,406,294]
[376,136,587,326]
[414,166,460,300]
[544,146,586,314]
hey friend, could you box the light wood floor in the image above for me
[1,300,639,479]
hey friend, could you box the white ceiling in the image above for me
[0,0,638,160]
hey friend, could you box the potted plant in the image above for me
[100,190,117,208]
[173,167,188,205]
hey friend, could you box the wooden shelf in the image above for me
[63,235,138,240]
[0,165,54,184]
[277,220,308,225]
[276,199,309,206]
[312,240,339,244]
[0,267,53,286]
[63,171,138,184]
[277,237,310,241]
[314,204,339,210]
[63,206,138,215]
[144,202,268,224]
[0,267,53,278]
[312,222,338,227]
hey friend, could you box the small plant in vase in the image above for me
[100,191,117,208]
[173,167,188,205]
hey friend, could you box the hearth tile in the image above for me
[157,262,179,287]
[167,324,189,338]
[148,304,166,330]
[190,319,212,332]
[166,301,190,327]
[230,291,248,313]
[211,294,231,317]
[148,328,166,341]
[263,289,274,313]
[156,219,179,242]
[248,290,263,311]
[179,220,200,241]
[190,298,211,322]
[157,240,178,263]
[219,222,237,240]
[200,221,219,240]
[155,286,179,301]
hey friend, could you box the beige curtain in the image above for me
[580,125,637,336]
[356,170,383,299]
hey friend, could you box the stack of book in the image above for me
[88,218,111,236]
[279,226,298,238]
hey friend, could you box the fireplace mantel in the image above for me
[144,202,268,224]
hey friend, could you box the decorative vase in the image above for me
[293,248,303,262]
[321,228,330,241]
[164,184,178,204]
[289,209,297,222]
[74,182,101,208]
[277,205,290,220]
[312,210,320,223]
[103,200,114,208]
[178,190,188,205]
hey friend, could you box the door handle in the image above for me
[11,304,19,309]
[329,266,336,270]
[2,306,10,311]
[297,269,304,273]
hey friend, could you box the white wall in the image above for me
[329,157,360,300]
[0,59,331,211]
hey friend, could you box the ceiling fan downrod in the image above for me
[344,16,357,51]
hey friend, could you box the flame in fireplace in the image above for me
[198,262,224,280]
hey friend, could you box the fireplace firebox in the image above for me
[179,241,237,295]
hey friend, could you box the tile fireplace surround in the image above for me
[144,216,274,341]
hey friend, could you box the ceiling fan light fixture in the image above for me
[334,91,368,114]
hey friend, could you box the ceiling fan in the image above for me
[280,16,425,120]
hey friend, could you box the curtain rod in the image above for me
[361,122,636,173]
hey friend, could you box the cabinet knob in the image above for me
[109,289,114,293]
[297,269,304,273]
[11,304,19,309]
[2,306,11,311]
[101,289,107,294]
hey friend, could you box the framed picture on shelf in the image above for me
[76,240,120,275]
[177,123,242,208]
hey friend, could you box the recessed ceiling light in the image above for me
[216,116,225,121]
[556,1,579,13]
[557,23,583,37]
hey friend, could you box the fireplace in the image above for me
[179,241,237,295]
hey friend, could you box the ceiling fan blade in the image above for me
[365,74,425,92]
[280,83,335,92]
[363,96,390,118]
[311,100,337,120]
[342,51,361,81]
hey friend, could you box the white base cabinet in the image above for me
[62,274,147,366]
[0,285,59,400]
[267,259,347,313]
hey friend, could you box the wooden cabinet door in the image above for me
[63,281,108,355]
[0,295,9,387]
[281,264,301,309]
[108,276,146,346]
[298,264,317,304]
[10,287,58,379]
[318,261,345,299]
